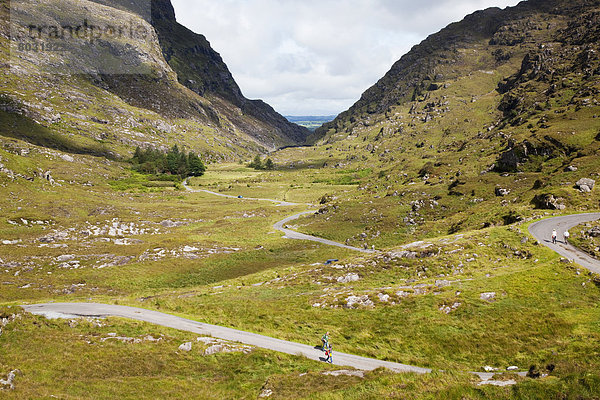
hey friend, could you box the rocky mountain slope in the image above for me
[291,0,600,245]
[0,0,309,162]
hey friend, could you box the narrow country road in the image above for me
[184,183,376,253]
[528,213,600,274]
[21,303,431,375]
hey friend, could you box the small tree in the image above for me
[187,152,206,177]
[249,155,263,170]
[264,158,275,170]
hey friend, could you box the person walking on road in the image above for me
[564,230,570,245]
[552,229,557,244]
[321,332,329,351]
[325,344,333,363]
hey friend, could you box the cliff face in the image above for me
[0,0,308,162]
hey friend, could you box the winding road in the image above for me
[184,183,376,254]
[20,190,600,379]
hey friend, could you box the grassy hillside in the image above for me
[1,0,600,398]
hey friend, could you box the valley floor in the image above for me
[1,157,600,399]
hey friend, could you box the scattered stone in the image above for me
[439,302,461,314]
[1,240,21,245]
[60,154,74,162]
[0,370,21,390]
[566,165,578,172]
[377,293,390,302]
[337,273,360,283]
[521,237,529,244]
[259,388,273,398]
[480,292,497,302]
[483,366,498,372]
[197,337,253,355]
[182,246,199,253]
[589,227,600,237]
[506,366,519,371]
[346,295,374,308]
[178,342,192,352]
[435,280,451,288]
[160,220,188,228]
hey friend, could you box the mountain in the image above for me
[296,0,600,242]
[316,0,600,148]
[0,0,309,161]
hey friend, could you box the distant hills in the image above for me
[285,115,337,131]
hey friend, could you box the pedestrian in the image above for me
[325,344,333,363]
[564,230,570,244]
[552,229,557,244]
[321,332,329,351]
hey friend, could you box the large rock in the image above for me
[178,342,192,352]
[576,178,595,192]
[532,194,566,210]
[495,187,511,197]
[588,227,600,237]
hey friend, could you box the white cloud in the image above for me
[171,0,522,115]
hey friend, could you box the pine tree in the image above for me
[264,158,275,170]
[249,155,263,170]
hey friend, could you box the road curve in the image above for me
[528,213,600,274]
[184,183,375,254]
[21,303,430,375]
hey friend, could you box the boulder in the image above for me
[576,178,595,192]
[178,342,192,352]
[495,187,511,197]
[588,227,600,237]
[532,194,566,210]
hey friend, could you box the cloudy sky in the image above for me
[171,0,522,116]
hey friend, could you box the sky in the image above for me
[171,0,522,116]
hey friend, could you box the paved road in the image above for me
[528,213,600,274]
[21,303,430,374]
[184,183,375,254]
